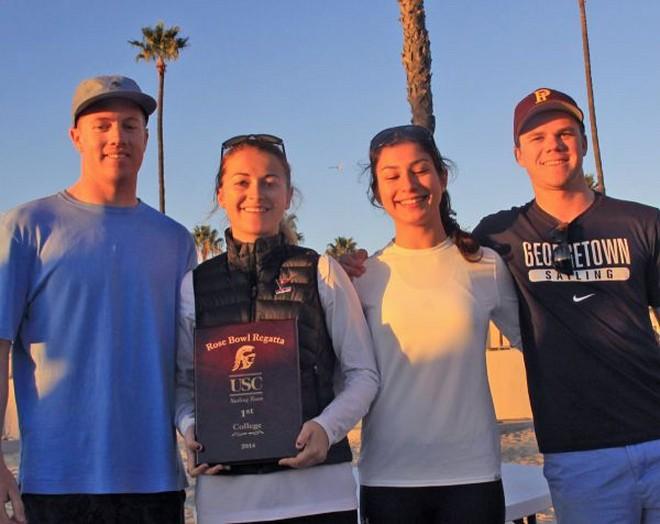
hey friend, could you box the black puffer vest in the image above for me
[193,231,353,474]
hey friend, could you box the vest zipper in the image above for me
[312,363,322,411]
[250,281,257,321]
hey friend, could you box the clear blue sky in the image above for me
[1,1,658,254]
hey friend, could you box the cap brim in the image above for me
[516,101,584,138]
[73,91,157,124]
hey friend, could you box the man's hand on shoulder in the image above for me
[338,249,369,279]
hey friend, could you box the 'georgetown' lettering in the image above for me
[522,237,632,282]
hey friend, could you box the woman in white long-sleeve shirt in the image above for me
[351,125,522,524]
[174,134,378,524]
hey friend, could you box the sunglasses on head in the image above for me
[550,223,574,275]
[369,125,437,153]
[220,134,287,162]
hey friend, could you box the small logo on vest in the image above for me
[275,276,293,295]
[534,88,551,104]
[232,344,256,371]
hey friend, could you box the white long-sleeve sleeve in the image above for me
[174,271,195,436]
[311,255,379,445]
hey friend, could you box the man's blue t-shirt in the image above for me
[0,192,197,494]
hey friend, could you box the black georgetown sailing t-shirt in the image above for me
[474,193,660,453]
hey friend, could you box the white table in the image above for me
[503,462,552,523]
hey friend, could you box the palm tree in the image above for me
[578,0,605,194]
[280,213,304,245]
[192,225,223,261]
[129,21,189,213]
[325,236,358,259]
[398,0,435,132]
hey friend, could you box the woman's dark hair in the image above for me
[367,125,481,261]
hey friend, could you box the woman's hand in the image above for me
[278,420,330,469]
[183,426,225,476]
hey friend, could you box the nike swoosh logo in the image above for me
[573,293,595,303]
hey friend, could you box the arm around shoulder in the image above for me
[491,253,523,350]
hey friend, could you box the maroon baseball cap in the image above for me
[514,88,584,144]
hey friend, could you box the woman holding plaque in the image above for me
[347,125,522,523]
[175,134,379,523]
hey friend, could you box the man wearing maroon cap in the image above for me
[473,88,660,522]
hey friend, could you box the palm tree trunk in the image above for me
[578,0,605,194]
[398,0,435,133]
[157,58,166,212]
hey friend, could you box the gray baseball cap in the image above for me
[71,75,157,125]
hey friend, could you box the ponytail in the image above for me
[439,191,482,262]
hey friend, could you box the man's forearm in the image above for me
[0,340,10,448]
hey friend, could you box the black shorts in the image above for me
[22,490,185,524]
[360,480,504,524]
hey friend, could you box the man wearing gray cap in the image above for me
[0,75,196,523]
[474,88,660,523]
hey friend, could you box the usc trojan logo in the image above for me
[534,88,551,103]
[232,344,256,371]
